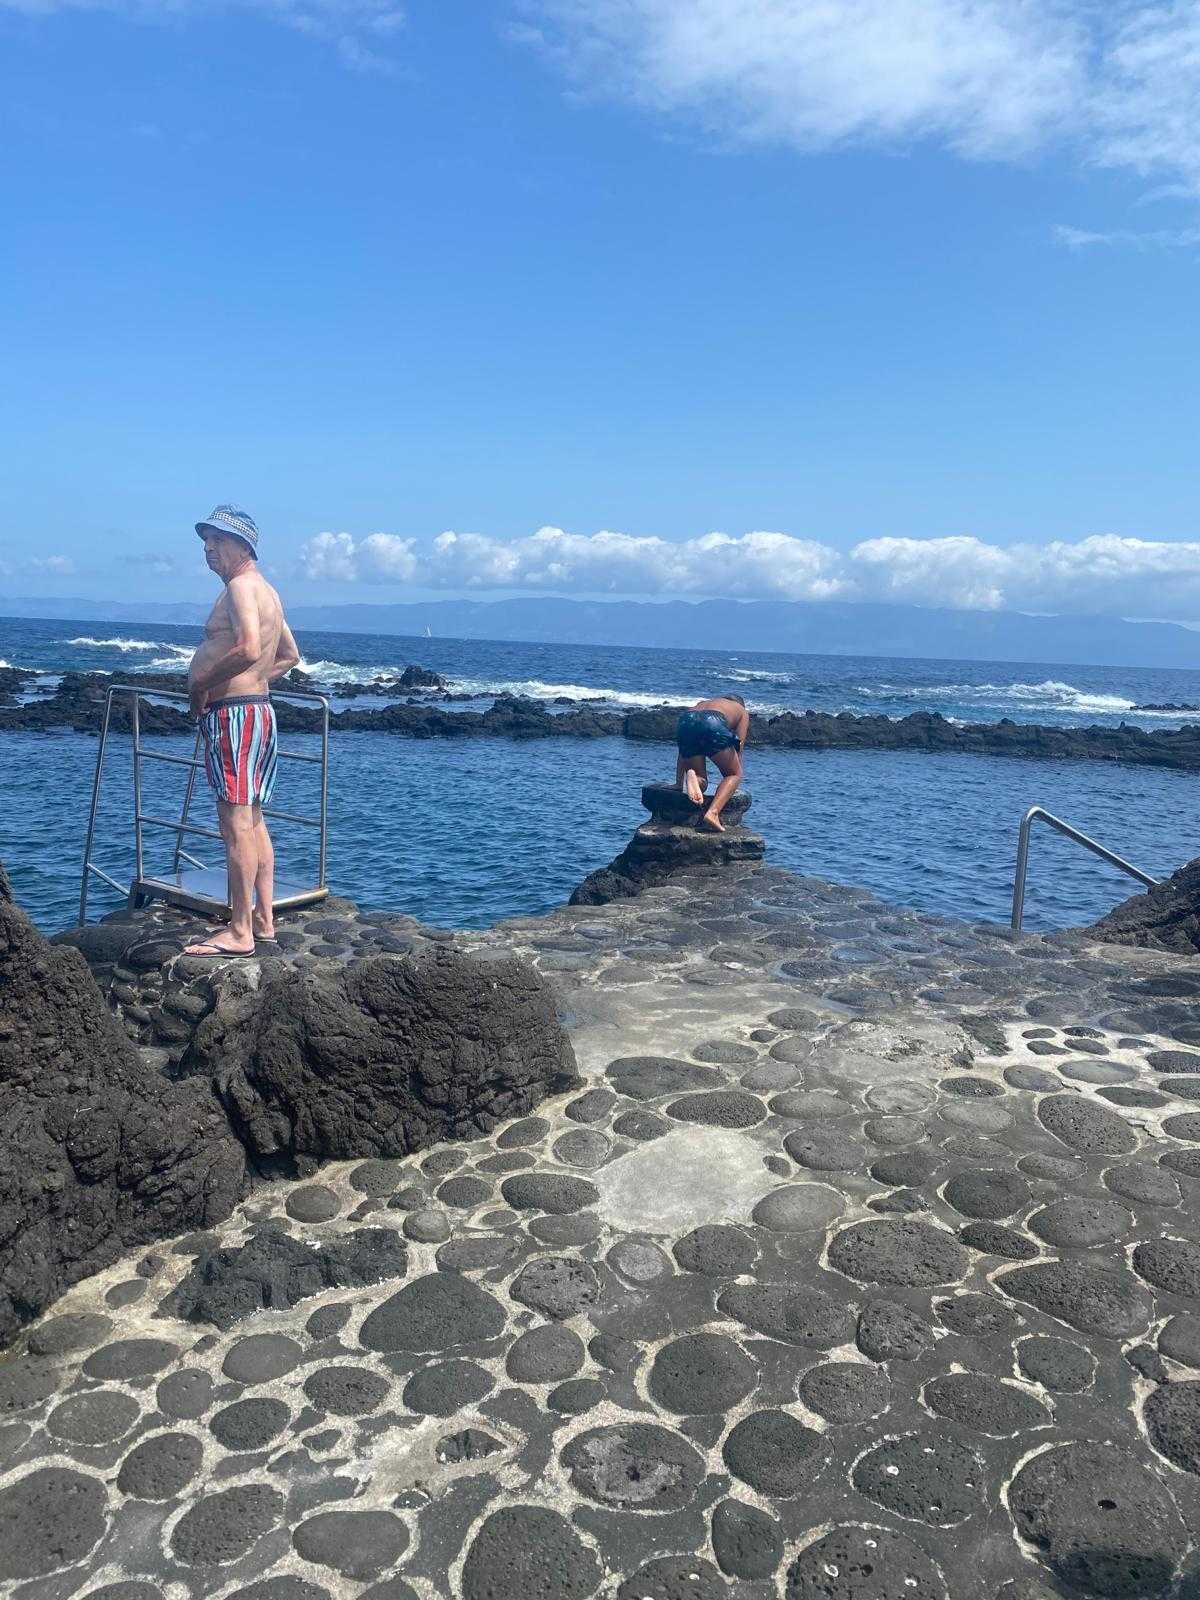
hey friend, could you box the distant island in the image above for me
[2,593,1198,670]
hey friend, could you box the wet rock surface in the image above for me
[8,860,1200,1597]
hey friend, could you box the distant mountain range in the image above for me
[2,593,1197,669]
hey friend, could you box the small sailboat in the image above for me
[424,625,432,639]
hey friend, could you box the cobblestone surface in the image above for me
[8,862,1200,1597]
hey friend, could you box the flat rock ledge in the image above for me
[571,782,766,905]
[6,856,1200,1598]
[1092,853,1200,957]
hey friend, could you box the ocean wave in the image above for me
[865,678,1136,716]
[723,667,794,685]
[452,676,683,709]
[65,635,167,652]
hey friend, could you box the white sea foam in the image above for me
[65,636,165,652]
[724,666,794,685]
[867,678,1137,716]
[452,676,682,709]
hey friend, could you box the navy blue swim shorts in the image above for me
[676,708,741,759]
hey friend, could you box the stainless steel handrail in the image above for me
[1011,805,1159,933]
[79,681,331,923]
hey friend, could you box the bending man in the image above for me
[183,505,300,957]
[675,693,750,832]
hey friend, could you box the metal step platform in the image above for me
[80,682,331,925]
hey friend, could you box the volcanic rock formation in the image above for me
[1091,854,1200,956]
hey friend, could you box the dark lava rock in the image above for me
[286,1186,341,1223]
[1100,1086,1166,1109]
[303,1366,390,1415]
[359,1272,506,1351]
[711,1498,783,1580]
[500,1174,599,1214]
[785,1526,947,1600]
[718,1284,854,1349]
[649,1333,758,1414]
[871,1150,940,1186]
[225,1582,332,1600]
[1164,1113,1200,1140]
[694,1040,758,1065]
[1148,1050,1200,1074]
[613,1109,669,1141]
[1158,1316,1200,1367]
[47,1390,140,1445]
[403,1358,493,1416]
[552,1129,610,1167]
[529,1213,602,1247]
[0,1466,109,1581]
[722,1408,825,1496]
[27,1311,112,1357]
[1017,1336,1096,1392]
[853,1432,982,1525]
[1128,1343,1169,1383]
[210,1396,290,1451]
[942,1075,1003,1097]
[562,1423,705,1511]
[1104,1164,1181,1206]
[171,1484,283,1565]
[548,1377,605,1414]
[1134,1238,1200,1299]
[1000,1259,1151,1338]
[165,1225,407,1329]
[157,1368,214,1420]
[565,1088,617,1124]
[292,1509,409,1579]
[0,878,246,1345]
[924,1372,1049,1435]
[436,1427,505,1464]
[1006,1066,1063,1091]
[784,1130,864,1172]
[798,1361,890,1424]
[960,1222,1038,1259]
[1019,1154,1078,1181]
[1009,1441,1187,1595]
[184,944,577,1164]
[857,1299,932,1362]
[828,1219,967,1286]
[936,1293,1017,1338]
[436,1235,520,1274]
[437,1175,492,1208]
[0,1359,64,1415]
[222,1332,302,1383]
[83,1336,178,1380]
[507,1324,587,1382]
[605,1056,724,1100]
[673,1224,757,1276]
[752,1185,844,1232]
[117,1431,203,1498]
[511,1256,601,1319]
[1037,1095,1137,1156]
[1145,1382,1200,1474]
[615,1556,727,1599]
[497,1116,550,1149]
[943,1169,1029,1220]
[589,1333,641,1373]
[1161,1149,1200,1177]
[667,1090,765,1128]
[1029,1196,1132,1247]
[1092,858,1200,958]
[462,1506,600,1600]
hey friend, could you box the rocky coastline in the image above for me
[4,665,1200,773]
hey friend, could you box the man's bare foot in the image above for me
[699,811,725,832]
[684,769,704,806]
[182,929,256,957]
[252,917,276,942]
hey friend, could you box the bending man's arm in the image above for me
[268,619,301,682]
[188,578,262,694]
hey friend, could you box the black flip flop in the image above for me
[182,941,256,958]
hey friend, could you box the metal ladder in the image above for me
[79,683,331,925]
[1011,805,1159,933]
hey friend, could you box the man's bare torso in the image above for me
[189,572,284,699]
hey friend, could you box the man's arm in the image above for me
[189,578,262,694]
[737,708,751,748]
[268,618,301,682]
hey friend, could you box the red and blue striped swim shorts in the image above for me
[200,695,278,807]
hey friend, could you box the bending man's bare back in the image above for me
[183,506,300,958]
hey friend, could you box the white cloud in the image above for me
[1054,221,1200,249]
[27,554,76,575]
[0,0,406,70]
[296,526,1200,620]
[519,0,1200,193]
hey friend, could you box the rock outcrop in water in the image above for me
[0,862,247,1346]
[1091,854,1200,956]
[5,668,1200,772]
[571,782,766,905]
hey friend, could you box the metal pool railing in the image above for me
[79,682,331,925]
[1011,805,1160,934]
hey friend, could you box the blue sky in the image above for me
[1,0,1199,618]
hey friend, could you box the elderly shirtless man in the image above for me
[675,693,750,832]
[183,505,300,957]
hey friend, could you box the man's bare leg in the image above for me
[184,800,257,954]
[677,754,707,806]
[700,750,742,832]
[251,806,275,940]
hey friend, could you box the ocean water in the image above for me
[2,615,1197,935]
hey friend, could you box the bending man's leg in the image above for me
[700,748,742,832]
[677,753,708,805]
[252,804,275,939]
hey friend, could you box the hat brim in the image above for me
[196,522,258,558]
